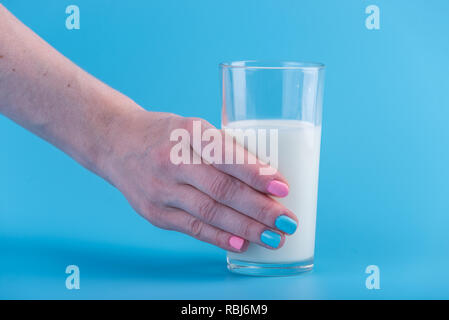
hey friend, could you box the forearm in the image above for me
[0,4,142,177]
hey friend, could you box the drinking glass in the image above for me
[220,61,325,276]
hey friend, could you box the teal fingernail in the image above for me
[260,230,281,248]
[275,215,298,235]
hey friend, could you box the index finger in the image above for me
[186,118,289,197]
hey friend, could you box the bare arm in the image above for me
[0,4,139,177]
[0,4,298,252]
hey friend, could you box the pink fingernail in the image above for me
[267,180,289,197]
[229,236,244,250]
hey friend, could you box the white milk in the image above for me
[225,119,321,263]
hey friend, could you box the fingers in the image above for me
[159,207,250,253]
[168,184,286,249]
[184,118,289,197]
[178,162,299,236]
[214,144,290,198]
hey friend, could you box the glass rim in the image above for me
[219,60,325,70]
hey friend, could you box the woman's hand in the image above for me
[0,5,298,252]
[102,109,299,252]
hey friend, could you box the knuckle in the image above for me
[145,206,170,230]
[167,116,189,135]
[256,201,275,223]
[139,201,156,219]
[197,198,219,223]
[151,147,171,170]
[146,180,169,202]
[209,174,238,202]
[215,231,227,248]
[240,221,255,239]
[180,117,193,131]
[199,118,213,130]
[183,117,214,133]
[189,218,204,238]
[183,117,200,132]
[248,169,264,188]
[153,220,170,230]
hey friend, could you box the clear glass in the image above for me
[221,60,325,276]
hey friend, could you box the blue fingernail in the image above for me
[275,215,298,235]
[260,230,281,248]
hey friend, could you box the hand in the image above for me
[102,109,299,252]
[0,4,299,252]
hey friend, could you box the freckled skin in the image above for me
[0,4,296,252]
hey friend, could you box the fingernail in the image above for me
[229,236,244,250]
[260,230,282,248]
[275,215,298,235]
[267,180,289,197]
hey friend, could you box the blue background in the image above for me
[1,0,448,299]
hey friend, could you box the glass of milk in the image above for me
[220,61,325,276]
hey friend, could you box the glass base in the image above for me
[227,257,314,276]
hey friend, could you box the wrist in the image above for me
[92,98,146,185]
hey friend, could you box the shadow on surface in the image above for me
[0,235,234,283]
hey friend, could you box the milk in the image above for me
[224,119,321,263]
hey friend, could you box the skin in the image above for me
[0,5,298,253]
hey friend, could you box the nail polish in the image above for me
[275,215,298,235]
[229,236,244,250]
[267,180,289,197]
[260,230,281,248]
